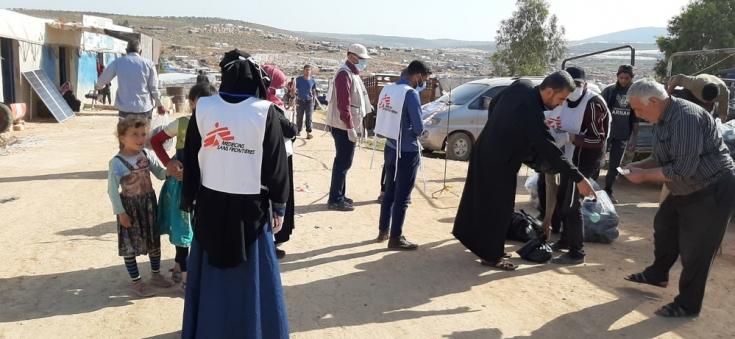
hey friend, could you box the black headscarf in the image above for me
[218,49,270,99]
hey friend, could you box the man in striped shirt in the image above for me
[623,78,735,318]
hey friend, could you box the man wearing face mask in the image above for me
[325,43,373,211]
[373,60,431,250]
[453,71,596,271]
[545,66,610,265]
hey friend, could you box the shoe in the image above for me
[149,273,175,288]
[275,248,286,259]
[376,230,390,243]
[328,201,355,211]
[306,133,314,140]
[131,281,156,297]
[550,240,569,252]
[608,193,619,204]
[344,197,354,205]
[551,253,585,265]
[171,270,182,284]
[388,236,418,251]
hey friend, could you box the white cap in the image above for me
[347,43,371,59]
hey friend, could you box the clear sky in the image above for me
[4,0,691,41]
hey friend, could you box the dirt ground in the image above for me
[1,110,734,339]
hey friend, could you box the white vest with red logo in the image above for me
[549,90,599,161]
[196,95,270,194]
[375,83,412,140]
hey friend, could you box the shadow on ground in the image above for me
[56,221,117,238]
[0,259,179,322]
[283,239,558,333]
[0,170,107,183]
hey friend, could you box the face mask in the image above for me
[416,80,427,93]
[356,59,368,71]
[567,86,584,102]
[275,88,285,97]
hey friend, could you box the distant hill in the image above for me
[303,27,667,51]
[14,8,664,52]
[574,27,667,44]
[297,32,495,51]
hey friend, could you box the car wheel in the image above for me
[446,132,472,161]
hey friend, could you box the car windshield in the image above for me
[436,83,487,106]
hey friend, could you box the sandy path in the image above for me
[0,111,733,339]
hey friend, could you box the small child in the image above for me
[108,116,175,297]
[151,83,216,291]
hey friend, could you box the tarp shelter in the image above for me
[0,9,50,106]
[1,10,162,120]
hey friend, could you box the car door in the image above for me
[467,85,508,137]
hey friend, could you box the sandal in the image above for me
[624,272,668,288]
[481,259,518,271]
[171,270,182,284]
[655,302,697,318]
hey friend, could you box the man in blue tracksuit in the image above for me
[374,60,431,250]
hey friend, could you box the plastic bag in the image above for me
[582,190,619,244]
[716,118,735,158]
[517,236,553,263]
[507,210,543,242]
[524,173,539,207]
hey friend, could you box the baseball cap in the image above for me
[347,43,371,59]
[565,66,586,82]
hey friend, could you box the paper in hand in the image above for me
[617,167,631,176]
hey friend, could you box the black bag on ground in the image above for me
[507,210,543,242]
[516,236,553,263]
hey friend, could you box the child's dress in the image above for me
[108,150,167,256]
[153,117,194,247]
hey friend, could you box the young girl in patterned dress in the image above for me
[107,116,175,297]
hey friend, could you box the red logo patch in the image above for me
[203,122,235,148]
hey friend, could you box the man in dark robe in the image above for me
[453,71,596,270]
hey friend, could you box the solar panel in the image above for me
[21,70,75,123]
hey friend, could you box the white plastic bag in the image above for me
[525,173,539,206]
[716,118,735,158]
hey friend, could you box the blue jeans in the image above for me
[328,128,356,204]
[296,99,314,133]
[379,147,420,238]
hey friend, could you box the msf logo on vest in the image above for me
[203,122,256,155]
[378,94,399,114]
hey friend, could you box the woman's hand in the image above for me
[272,215,284,234]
